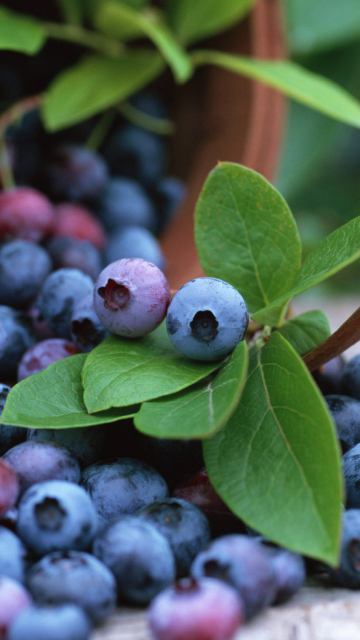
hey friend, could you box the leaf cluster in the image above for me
[4,163,358,565]
[2,0,360,132]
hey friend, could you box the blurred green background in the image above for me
[276,0,360,295]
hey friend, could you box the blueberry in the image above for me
[313,355,345,396]
[0,306,36,379]
[137,433,204,488]
[0,459,19,516]
[0,525,28,583]
[96,177,157,232]
[26,550,117,624]
[191,534,277,619]
[27,425,106,469]
[137,498,211,577]
[130,92,169,120]
[0,187,55,242]
[17,480,98,556]
[80,457,169,521]
[93,516,176,604]
[153,176,186,232]
[341,354,360,400]
[103,125,166,185]
[93,258,170,337]
[103,226,165,271]
[35,268,94,339]
[53,202,106,251]
[343,443,360,508]
[3,441,80,498]
[0,240,52,309]
[70,294,109,353]
[0,575,32,639]
[0,384,27,455]
[44,145,108,202]
[8,604,91,640]
[17,339,80,381]
[148,577,244,640]
[166,278,249,361]
[254,537,306,604]
[46,237,102,280]
[325,395,360,453]
[325,509,360,588]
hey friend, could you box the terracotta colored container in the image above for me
[160,0,286,290]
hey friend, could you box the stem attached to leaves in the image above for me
[303,306,360,372]
[0,136,15,190]
[42,22,124,57]
[0,94,44,135]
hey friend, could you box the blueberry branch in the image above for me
[0,94,44,135]
[303,306,360,372]
[42,22,124,57]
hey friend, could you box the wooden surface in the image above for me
[91,576,360,640]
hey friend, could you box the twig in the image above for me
[303,306,360,371]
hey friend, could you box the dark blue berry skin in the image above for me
[46,237,102,280]
[44,145,108,203]
[342,354,360,400]
[0,306,36,378]
[343,444,360,508]
[17,480,98,556]
[153,176,186,232]
[27,425,106,469]
[0,384,27,455]
[80,457,169,521]
[137,433,204,488]
[0,525,28,583]
[130,92,169,120]
[191,534,277,620]
[103,226,165,271]
[3,441,80,498]
[93,516,176,604]
[26,550,117,624]
[148,577,244,640]
[325,395,360,453]
[35,268,94,339]
[167,278,249,361]
[104,125,166,185]
[97,177,157,232]
[325,509,360,588]
[137,498,211,578]
[8,604,91,640]
[0,240,52,309]
[70,294,109,353]
[313,355,345,396]
[254,537,306,604]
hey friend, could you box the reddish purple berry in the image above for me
[93,258,171,337]
[17,339,80,381]
[53,203,106,250]
[0,575,32,639]
[0,459,19,517]
[148,577,243,640]
[0,187,55,242]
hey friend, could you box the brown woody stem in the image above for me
[303,306,360,372]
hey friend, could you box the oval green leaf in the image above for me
[0,6,46,54]
[82,328,221,414]
[165,0,256,45]
[95,2,192,82]
[203,332,343,565]
[276,310,331,356]
[194,162,301,319]
[134,340,248,439]
[42,52,165,131]
[192,51,360,129]
[1,354,138,429]
[252,216,360,325]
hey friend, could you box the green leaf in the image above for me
[192,50,360,130]
[276,310,331,356]
[284,0,360,55]
[0,6,46,54]
[1,355,138,429]
[134,340,248,439]
[42,52,165,131]
[82,326,221,414]
[203,332,343,565]
[252,216,360,325]
[95,2,192,82]
[194,162,301,322]
[165,0,256,45]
